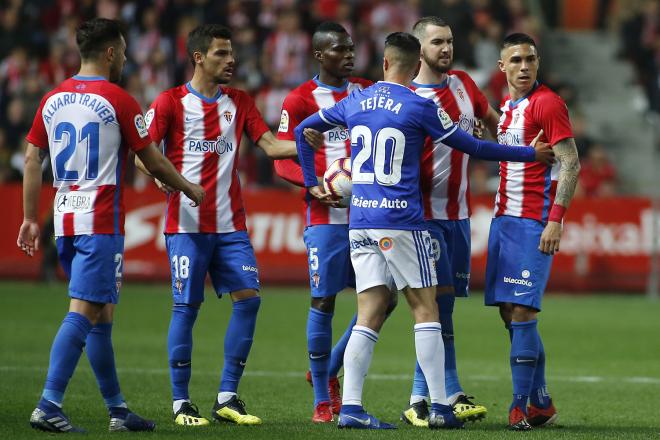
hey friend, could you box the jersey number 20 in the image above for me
[350,125,405,186]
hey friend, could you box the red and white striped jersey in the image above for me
[146,83,269,234]
[411,70,490,220]
[275,76,372,226]
[26,75,151,237]
[494,83,573,223]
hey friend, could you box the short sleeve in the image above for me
[420,100,458,143]
[25,96,49,148]
[146,93,174,146]
[240,93,270,143]
[533,93,574,146]
[115,91,152,152]
[276,93,305,141]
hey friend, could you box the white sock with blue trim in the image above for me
[414,322,448,405]
[341,325,378,407]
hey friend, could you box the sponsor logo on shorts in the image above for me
[455,272,470,280]
[242,265,258,273]
[312,272,320,288]
[350,238,378,249]
[379,237,393,251]
[521,270,530,279]
[503,276,532,287]
[174,278,184,294]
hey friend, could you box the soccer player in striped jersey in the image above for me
[137,24,302,427]
[401,16,499,426]
[274,22,397,423]
[296,32,553,430]
[18,18,204,433]
[485,33,580,430]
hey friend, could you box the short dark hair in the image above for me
[412,16,448,40]
[187,24,232,66]
[76,18,126,60]
[312,21,348,51]
[384,32,421,68]
[502,33,537,50]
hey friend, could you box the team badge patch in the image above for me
[379,237,394,251]
[312,272,321,288]
[175,278,184,294]
[223,111,233,123]
[278,110,289,132]
[437,108,453,129]
[134,114,148,138]
[457,88,465,101]
[144,108,155,128]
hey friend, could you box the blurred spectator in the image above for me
[261,8,311,87]
[577,144,618,197]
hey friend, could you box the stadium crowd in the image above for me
[0,0,638,197]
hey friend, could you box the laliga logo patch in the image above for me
[437,108,453,129]
[522,270,530,279]
[278,110,289,132]
[134,114,148,138]
[379,237,393,251]
[312,272,321,288]
[223,111,233,123]
[144,108,155,129]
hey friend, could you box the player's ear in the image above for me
[413,59,421,77]
[498,59,505,73]
[105,45,115,63]
[192,50,204,66]
[383,56,389,73]
[313,50,323,62]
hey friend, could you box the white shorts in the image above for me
[349,229,437,293]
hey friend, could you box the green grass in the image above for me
[1,281,659,439]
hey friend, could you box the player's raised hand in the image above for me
[539,221,562,255]
[531,130,555,165]
[154,178,176,194]
[473,119,485,139]
[184,183,205,207]
[303,128,325,150]
[17,220,40,257]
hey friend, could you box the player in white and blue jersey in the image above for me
[18,18,204,433]
[296,32,552,430]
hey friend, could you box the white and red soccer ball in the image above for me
[323,157,352,202]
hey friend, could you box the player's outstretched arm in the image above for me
[257,128,325,159]
[18,143,47,257]
[539,137,580,255]
[136,143,205,206]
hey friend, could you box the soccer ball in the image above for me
[323,158,352,205]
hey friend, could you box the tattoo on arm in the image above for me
[553,138,580,207]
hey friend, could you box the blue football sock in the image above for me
[509,320,540,413]
[42,312,93,405]
[328,313,356,378]
[506,323,513,342]
[431,403,453,414]
[341,404,364,415]
[410,361,429,400]
[168,304,198,401]
[530,334,551,408]
[307,308,333,404]
[220,296,260,393]
[437,294,461,398]
[86,323,125,409]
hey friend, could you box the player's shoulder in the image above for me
[448,69,479,88]
[529,84,568,111]
[221,85,252,101]
[348,77,374,88]
[287,79,318,97]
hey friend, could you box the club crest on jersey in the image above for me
[379,237,394,251]
[457,88,465,101]
[512,111,520,125]
[278,110,289,132]
[223,111,233,123]
[437,108,453,129]
[75,83,86,91]
[174,278,184,294]
[312,272,320,288]
[377,85,390,95]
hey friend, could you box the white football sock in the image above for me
[410,395,429,405]
[217,391,237,405]
[173,399,190,414]
[342,325,379,406]
[414,322,448,405]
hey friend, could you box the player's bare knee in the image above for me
[311,295,336,313]
[230,288,259,302]
[499,302,513,324]
[511,304,537,322]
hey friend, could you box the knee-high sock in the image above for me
[307,308,333,404]
[341,325,378,407]
[510,320,540,412]
[529,333,551,408]
[437,294,462,399]
[414,322,448,405]
[42,312,93,406]
[328,313,356,379]
[86,323,125,409]
[220,296,260,393]
[168,304,198,401]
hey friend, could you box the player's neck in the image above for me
[189,74,222,99]
[317,70,347,88]
[383,72,412,87]
[509,84,534,102]
[414,65,447,86]
[77,63,109,80]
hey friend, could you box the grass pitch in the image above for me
[1,281,659,439]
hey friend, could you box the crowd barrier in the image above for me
[2,184,656,292]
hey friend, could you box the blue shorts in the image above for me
[56,234,124,304]
[427,219,471,297]
[303,224,355,297]
[484,216,553,311]
[165,232,260,304]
